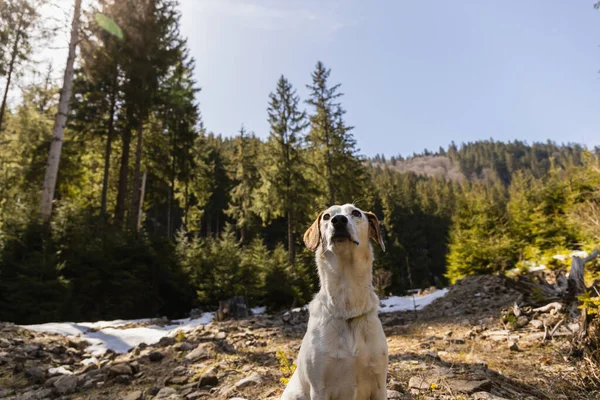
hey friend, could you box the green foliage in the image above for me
[2,0,600,324]
[579,291,600,316]
[446,183,517,283]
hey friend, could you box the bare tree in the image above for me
[39,0,82,221]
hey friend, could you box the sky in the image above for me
[33,0,600,157]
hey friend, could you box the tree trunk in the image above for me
[114,115,133,228]
[167,119,177,240]
[129,117,144,230]
[136,171,147,231]
[287,209,295,267]
[39,0,82,222]
[0,9,24,134]
[100,70,118,219]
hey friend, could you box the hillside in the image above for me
[369,140,589,184]
[0,274,597,400]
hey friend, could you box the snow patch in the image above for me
[22,312,215,357]
[251,306,266,315]
[379,288,449,313]
[21,288,450,356]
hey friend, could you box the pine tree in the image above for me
[306,61,368,206]
[0,0,43,133]
[225,126,260,243]
[256,75,314,266]
[446,183,515,282]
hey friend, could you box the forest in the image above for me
[1,0,600,325]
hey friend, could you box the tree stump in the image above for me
[216,296,249,321]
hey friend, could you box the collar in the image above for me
[345,308,376,324]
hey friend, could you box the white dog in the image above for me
[281,204,388,400]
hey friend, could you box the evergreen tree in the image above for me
[256,75,313,266]
[306,61,368,205]
[225,126,260,243]
[0,0,43,133]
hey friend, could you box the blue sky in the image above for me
[178,0,600,158]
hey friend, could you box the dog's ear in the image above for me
[365,212,385,252]
[304,211,324,252]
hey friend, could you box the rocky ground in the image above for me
[1,275,598,400]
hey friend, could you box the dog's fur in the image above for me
[281,204,388,400]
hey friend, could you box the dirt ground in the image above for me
[1,275,599,400]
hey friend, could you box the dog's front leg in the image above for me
[309,386,329,400]
[370,373,388,400]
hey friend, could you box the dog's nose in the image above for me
[331,215,348,227]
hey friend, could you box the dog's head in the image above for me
[303,204,385,254]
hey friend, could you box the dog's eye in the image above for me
[322,213,331,221]
[351,210,362,218]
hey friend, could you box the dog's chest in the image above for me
[322,319,375,359]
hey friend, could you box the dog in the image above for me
[281,204,388,400]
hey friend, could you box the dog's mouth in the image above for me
[331,232,359,246]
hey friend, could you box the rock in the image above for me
[0,388,15,398]
[199,372,219,387]
[529,319,544,330]
[53,375,78,395]
[515,316,529,329]
[123,391,143,400]
[25,367,45,383]
[168,375,189,384]
[158,337,176,347]
[408,376,437,390]
[472,392,509,399]
[68,338,90,351]
[508,341,519,351]
[109,363,133,376]
[234,372,262,389]
[0,338,10,348]
[156,387,178,398]
[447,379,492,394]
[184,343,215,362]
[185,391,207,399]
[387,389,410,399]
[149,351,166,362]
[177,342,195,352]
[215,331,227,340]
[48,366,73,376]
[114,374,132,385]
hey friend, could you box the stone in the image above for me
[0,388,15,398]
[149,351,165,362]
[472,392,510,400]
[529,319,544,330]
[168,375,189,384]
[199,372,219,387]
[156,387,178,398]
[387,390,410,399]
[114,374,132,385]
[25,367,45,383]
[446,379,492,394]
[53,375,78,395]
[184,343,215,362]
[0,338,10,348]
[123,391,143,400]
[48,366,73,376]
[515,316,529,329]
[109,363,133,376]
[158,337,176,347]
[408,376,438,390]
[508,341,519,351]
[234,372,262,389]
[177,342,195,352]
